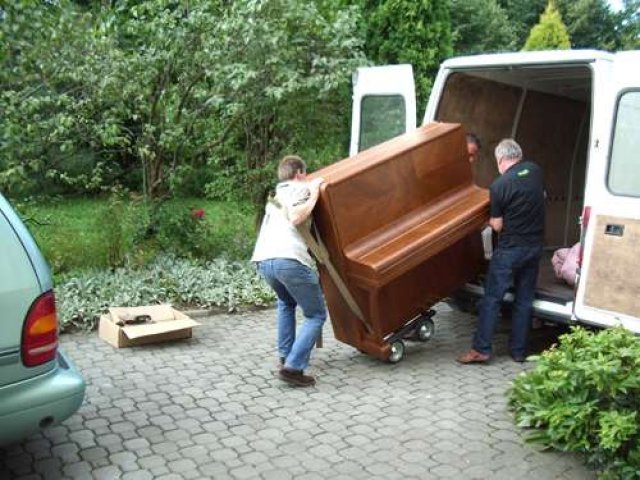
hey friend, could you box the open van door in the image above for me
[574,52,640,333]
[349,64,416,156]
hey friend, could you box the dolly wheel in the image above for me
[388,340,405,363]
[415,317,435,342]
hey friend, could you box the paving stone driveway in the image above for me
[1,304,594,480]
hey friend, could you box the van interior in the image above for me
[434,65,593,303]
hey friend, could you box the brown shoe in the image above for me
[456,349,491,364]
[279,368,316,387]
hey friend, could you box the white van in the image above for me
[350,50,640,333]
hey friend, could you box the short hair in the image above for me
[278,155,306,181]
[466,133,481,149]
[495,139,522,162]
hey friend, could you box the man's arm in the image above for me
[488,182,504,233]
[489,216,503,233]
[288,178,324,226]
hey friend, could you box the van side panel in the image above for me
[583,215,640,318]
[574,54,640,331]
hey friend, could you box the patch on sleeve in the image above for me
[292,187,311,207]
[517,168,530,177]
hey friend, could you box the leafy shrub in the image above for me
[56,255,274,332]
[100,188,139,268]
[144,200,254,260]
[509,327,640,479]
[22,197,255,273]
[146,202,213,259]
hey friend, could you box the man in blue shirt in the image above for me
[458,139,545,364]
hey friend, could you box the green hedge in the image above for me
[509,327,640,479]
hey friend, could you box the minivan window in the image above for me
[0,212,38,294]
[359,94,406,152]
[608,91,640,196]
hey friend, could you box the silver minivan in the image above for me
[0,193,85,445]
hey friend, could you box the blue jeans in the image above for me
[473,245,542,357]
[257,258,327,371]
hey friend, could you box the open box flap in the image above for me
[121,318,200,339]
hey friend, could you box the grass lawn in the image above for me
[19,196,257,274]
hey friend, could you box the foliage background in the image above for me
[1,0,366,208]
[523,1,572,51]
[2,0,638,209]
[510,327,640,479]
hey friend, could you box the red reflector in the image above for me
[22,291,59,367]
[577,206,592,268]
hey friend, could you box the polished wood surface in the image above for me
[309,123,490,360]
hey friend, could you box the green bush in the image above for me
[20,197,256,273]
[509,327,640,479]
[56,255,275,332]
[145,200,255,261]
[146,202,213,259]
[100,189,139,268]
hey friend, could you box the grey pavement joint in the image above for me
[1,304,594,479]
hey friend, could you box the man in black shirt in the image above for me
[458,139,545,363]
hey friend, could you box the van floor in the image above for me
[536,250,574,303]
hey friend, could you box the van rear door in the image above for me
[574,52,640,332]
[349,64,416,156]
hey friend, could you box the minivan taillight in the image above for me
[22,291,58,367]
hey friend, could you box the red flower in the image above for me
[191,208,205,220]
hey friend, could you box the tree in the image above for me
[523,1,571,51]
[616,0,640,49]
[499,0,624,51]
[0,2,117,196]
[362,0,453,109]
[450,0,516,55]
[497,0,547,48]
[556,0,618,50]
[0,0,366,203]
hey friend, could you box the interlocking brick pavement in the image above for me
[0,304,595,479]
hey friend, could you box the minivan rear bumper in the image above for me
[0,350,85,446]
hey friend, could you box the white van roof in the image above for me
[442,50,615,69]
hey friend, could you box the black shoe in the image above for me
[278,368,316,387]
[511,353,526,363]
[279,357,285,366]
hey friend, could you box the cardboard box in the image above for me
[98,305,200,348]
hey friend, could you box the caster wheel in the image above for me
[415,317,435,342]
[388,340,405,363]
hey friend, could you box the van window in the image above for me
[359,95,406,152]
[608,91,640,197]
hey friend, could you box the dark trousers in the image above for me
[473,245,543,357]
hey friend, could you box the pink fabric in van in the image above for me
[552,243,580,286]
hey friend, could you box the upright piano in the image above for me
[309,122,490,362]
